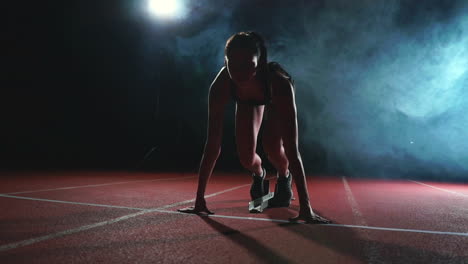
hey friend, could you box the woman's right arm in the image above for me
[196,67,230,199]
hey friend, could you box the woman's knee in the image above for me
[265,146,288,166]
[239,153,260,169]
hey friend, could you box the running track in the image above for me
[0,170,467,263]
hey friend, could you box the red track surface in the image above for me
[0,171,467,263]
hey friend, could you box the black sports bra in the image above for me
[229,62,292,106]
[229,77,272,106]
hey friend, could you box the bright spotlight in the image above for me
[147,0,184,18]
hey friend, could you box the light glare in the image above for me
[148,0,181,18]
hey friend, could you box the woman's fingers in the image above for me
[289,213,331,224]
[203,208,215,215]
[177,206,196,214]
[177,206,214,215]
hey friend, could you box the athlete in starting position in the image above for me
[178,31,329,223]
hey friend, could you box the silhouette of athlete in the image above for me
[178,32,330,224]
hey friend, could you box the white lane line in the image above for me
[9,193,460,237]
[157,183,251,209]
[409,180,468,198]
[342,176,380,264]
[2,208,466,253]
[0,194,146,211]
[3,192,464,238]
[0,183,251,211]
[2,176,196,195]
[324,223,468,237]
[185,213,468,237]
[0,210,151,252]
[1,189,467,253]
[342,177,367,226]
[0,183,250,252]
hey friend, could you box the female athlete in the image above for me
[178,31,329,223]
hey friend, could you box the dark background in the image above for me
[3,0,468,181]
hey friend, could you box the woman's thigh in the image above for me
[235,104,265,157]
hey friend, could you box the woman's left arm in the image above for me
[275,76,300,159]
[274,74,330,221]
[275,76,312,207]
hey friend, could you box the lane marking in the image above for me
[342,176,380,264]
[323,223,468,237]
[409,180,468,198]
[0,183,251,211]
[0,194,146,211]
[342,177,367,226]
[157,183,251,209]
[1,183,467,253]
[0,210,150,252]
[2,175,196,195]
[184,213,468,237]
[2,208,466,254]
[2,177,467,253]
[0,183,250,252]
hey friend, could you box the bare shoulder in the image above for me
[209,66,231,104]
[210,66,230,93]
[270,67,294,98]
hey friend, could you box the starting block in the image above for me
[248,179,274,213]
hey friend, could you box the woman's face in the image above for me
[226,49,259,85]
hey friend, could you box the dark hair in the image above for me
[224,31,293,84]
[224,31,268,80]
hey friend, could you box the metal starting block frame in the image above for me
[249,192,274,213]
[248,179,274,213]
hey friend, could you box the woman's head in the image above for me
[224,31,268,85]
